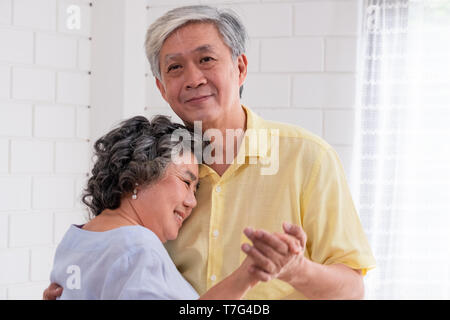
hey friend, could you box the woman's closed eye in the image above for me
[183,180,191,187]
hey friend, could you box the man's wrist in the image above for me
[279,254,309,287]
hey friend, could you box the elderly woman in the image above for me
[49,115,278,300]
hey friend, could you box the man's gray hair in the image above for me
[145,5,248,82]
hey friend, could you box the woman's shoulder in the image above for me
[56,224,161,256]
[109,230,171,274]
[105,225,164,252]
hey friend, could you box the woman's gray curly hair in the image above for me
[82,115,201,217]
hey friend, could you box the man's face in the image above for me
[155,22,247,127]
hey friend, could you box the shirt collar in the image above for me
[198,105,271,178]
[241,105,268,158]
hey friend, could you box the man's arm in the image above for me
[43,282,63,300]
[243,223,365,300]
[281,257,364,300]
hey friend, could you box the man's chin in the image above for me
[180,109,220,128]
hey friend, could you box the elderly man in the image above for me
[45,5,375,300]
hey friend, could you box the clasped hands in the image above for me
[241,222,307,283]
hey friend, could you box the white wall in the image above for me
[89,0,148,142]
[0,0,92,299]
[0,0,362,299]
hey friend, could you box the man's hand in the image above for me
[241,223,365,299]
[241,222,307,283]
[42,283,63,300]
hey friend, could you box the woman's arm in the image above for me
[198,256,262,300]
[199,231,301,300]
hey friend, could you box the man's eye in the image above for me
[168,64,181,72]
[183,180,191,187]
[200,57,214,63]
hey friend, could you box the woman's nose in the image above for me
[184,189,197,209]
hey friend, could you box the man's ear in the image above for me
[237,53,248,87]
[155,77,168,102]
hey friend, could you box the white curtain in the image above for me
[354,0,450,299]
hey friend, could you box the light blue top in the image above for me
[50,224,199,300]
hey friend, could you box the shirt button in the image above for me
[215,185,221,193]
[213,230,219,238]
[210,275,217,281]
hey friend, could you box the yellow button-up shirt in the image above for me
[165,105,376,299]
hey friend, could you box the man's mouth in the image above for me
[185,94,213,103]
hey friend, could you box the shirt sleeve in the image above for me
[301,146,376,275]
[100,248,178,300]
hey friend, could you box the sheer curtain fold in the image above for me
[355,0,450,299]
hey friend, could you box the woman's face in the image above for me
[135,152,199,243]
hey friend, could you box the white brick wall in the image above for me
[13,0,57,31]
[32,177,75,209]
[325,37,358,72]
[0,177,32,211]
[57,72,90,105]
[242,74,290,108]
[6,282,50,299]
[55,141,90,173]
[0,0,92,299]
[292,74,356,108]
[10,140,54,173]
[0,214,8,248]
[76,106,91,139]
[294,1,359,36]
[9,213,53,247]
[12,67,55,101]
[0,0,12,25]
[229,4,292,38]
[0,103,33,136]
[324,109,355,145]
[145,0,361,175]
[78,39,91,71]
[0,139,8,173]
[35,33,78,69]
[260,38,324,72]
[0,65,10,98]
[0,29,34,63]
[34,105,76,138]
[0,249,29,285]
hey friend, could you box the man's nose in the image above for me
[185,64,207,89]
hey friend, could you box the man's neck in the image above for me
[203,104,247,177]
